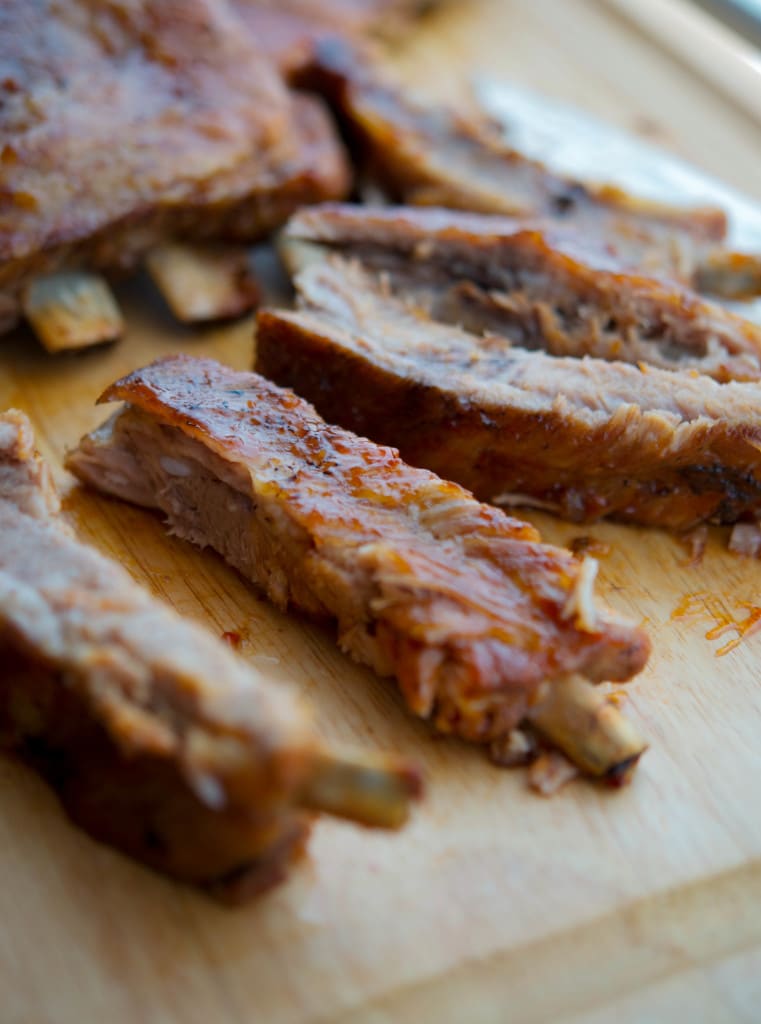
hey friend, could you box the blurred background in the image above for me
[695,0,761,46]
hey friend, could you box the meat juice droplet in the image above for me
[671,593,761,656]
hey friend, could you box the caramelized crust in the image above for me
[69,357,649,751]
[0,0,350,326]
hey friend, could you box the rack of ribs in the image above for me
[298,40,761,303]
[256,258,761,531]
[0,0,350,348]
[0,410,421,902]
[67,356,650,784]
[281,204,761,382]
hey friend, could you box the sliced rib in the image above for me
[68,356,650,781]
[298,40,761,302]
[0,410,420,902]
[282,204,761,382]
[256,259,761,531]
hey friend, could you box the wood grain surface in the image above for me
[2,2,761,1021]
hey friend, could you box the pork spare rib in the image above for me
[0,410,420,902]
[298,40,760,303]
[68,356,650,782]
[282,204,761,382]
[257,258,761,531]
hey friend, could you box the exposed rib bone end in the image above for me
[146,242,260,323]
[300,747,424,829]
[527,675,647,786]
[22,271,123,352]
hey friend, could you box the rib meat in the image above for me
[0,410,420,901]
[234,1,440,76]
[299,41,761,301]
[256,259,761,530]
[67,356,650,779]
[282,204,761,382]
[0,0,350,334]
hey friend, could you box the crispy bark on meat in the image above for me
[0,0,350,338]
[298,41,761,301]
[68,356,650,780]
[256,259,761,531]
[282,204,761,382]
[0,411,420,901]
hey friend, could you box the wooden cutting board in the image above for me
[3,2,761,1021]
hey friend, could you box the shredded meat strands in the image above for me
[678,525,709,567]
[256,258,761,532]
[281,204,761,383]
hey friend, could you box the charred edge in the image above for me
[604,752,645,788]
[681,464,761,522]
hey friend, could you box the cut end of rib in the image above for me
[21,271,123,352]
[146,242,260,323]
[604,750,647,788]
[527,674,648,782]
[300,748,424,829]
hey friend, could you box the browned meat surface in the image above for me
[0,410,420,901]
[0,0,350,333]
[282,204,761,382]
[68,356,650,779]
[298,42,761,303]
[300,41,725,242]
[257,259,761,531]
[234,1,439,76]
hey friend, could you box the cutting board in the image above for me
[3,2,761,1021]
